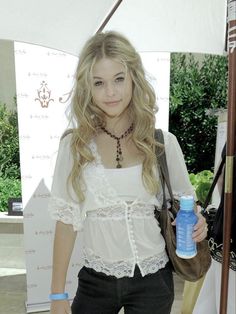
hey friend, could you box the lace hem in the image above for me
[139,251,169,275]
[208,238,236,271]
[48,196,83,232]
[83,250,169,278]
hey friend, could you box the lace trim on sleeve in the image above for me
[48,196,83,231]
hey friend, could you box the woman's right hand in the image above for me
[50,300,71,314]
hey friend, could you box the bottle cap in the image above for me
[180,195,194,210]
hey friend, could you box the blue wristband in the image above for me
[49,292,69,300]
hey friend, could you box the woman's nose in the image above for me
[105,82,116,96]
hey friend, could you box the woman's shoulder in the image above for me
[59,128,75,145]
[158,129,178,147]
[57,129,74,154]
[156,129,184,160]
[60,128,74,141]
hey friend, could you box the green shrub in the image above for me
[0,101,21,212]
[0,177,21,212]
[169,53,228,173]
[0,102,21,179]
[189,170,214,205]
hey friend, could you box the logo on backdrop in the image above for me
[59,88,74,104]
[35,81,54,108]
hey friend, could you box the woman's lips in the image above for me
[104,100,121,106]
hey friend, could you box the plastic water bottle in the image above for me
[176,195,198,259]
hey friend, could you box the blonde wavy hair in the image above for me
[67,31,161,202]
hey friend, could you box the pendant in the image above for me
[116,163,122,168]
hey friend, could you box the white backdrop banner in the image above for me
[14,42,170,312]
[14,42,84,312]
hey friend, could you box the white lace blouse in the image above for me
[48,131,194,278]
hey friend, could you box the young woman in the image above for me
[48,31,207,314]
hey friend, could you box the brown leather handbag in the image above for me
[154,129,212,282]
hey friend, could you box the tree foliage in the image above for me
[0,102,20,179]
[0,177,21,211]
[169,53,228,173]
[0,102,21,211]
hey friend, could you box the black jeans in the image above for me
[71,263,174,314]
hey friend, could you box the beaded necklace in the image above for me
[101,123,134,168]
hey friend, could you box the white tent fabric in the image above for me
[0,0,227,55]
[104,0,227,55]
[0,0,116,55]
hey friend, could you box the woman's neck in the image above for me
[104,114,133,137]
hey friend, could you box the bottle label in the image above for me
[177,224,196,251]
[176,216,197,258]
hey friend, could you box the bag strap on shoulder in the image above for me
[154,129,175,208]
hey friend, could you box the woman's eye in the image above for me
[115,76,125,82]
[94,81,103,87]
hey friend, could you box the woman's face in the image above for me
[91,57,133,119]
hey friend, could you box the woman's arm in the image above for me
[50,221,77,314]
[165,131,207,241]
[51,221,77,293]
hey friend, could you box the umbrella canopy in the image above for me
[0,0,227,55]
[0,0,116,55]
[104,0,227,55]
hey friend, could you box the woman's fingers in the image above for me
[192,212,208,242]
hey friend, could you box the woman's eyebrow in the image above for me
[92,71,125,80]
[114,71,125,77]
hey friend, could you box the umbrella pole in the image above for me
[220,1,236,313]
[96,0,123,33]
